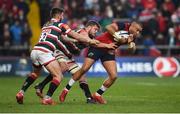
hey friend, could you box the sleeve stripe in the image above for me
[65,29,71,34]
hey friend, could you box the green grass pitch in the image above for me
[0,76,180,113]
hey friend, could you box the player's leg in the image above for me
[34,73,53,98]
[16,66,41,104]
[34,61,68,98]
[42,60,63,105]
[79,75,96,103]
[59,57,95,102]
[16,50,42,104]
[93,60,117,104]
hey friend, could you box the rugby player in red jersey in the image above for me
[15,8,99,105]
[60,21,142,104]
[34,20,117,104]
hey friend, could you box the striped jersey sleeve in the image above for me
[58,23,71,34]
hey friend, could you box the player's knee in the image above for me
[28,72,39,79]
[52,73,63,81]
[109,74,117,81]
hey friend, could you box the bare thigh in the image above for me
[45,60,63,80]
[102,60,117,78]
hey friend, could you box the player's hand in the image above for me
[128,42,136,53]
[127,34,134,43]
[105,43,118,50]
[88,39,100,45]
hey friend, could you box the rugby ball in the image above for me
[114,30,129,42]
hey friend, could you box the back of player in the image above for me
[35,20,101,104]
[16,8,72,105]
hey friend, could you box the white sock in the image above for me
[68,78,75,86]
[44,95,51,99]
[20,90,24,94]
[100,85,107,91]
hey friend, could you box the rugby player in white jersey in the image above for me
[16,7,99,105]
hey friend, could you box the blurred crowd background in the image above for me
[0,0,179,57]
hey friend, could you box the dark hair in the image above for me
[50,7,64,18]
[85,20,101,29]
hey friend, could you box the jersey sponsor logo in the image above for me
[153,57,180,78]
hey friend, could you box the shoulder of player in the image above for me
[56,23,70,29]
[79,29,88,35]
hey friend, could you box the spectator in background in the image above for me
[21,21,32,46]
[0,0,13,13]
[141,0,157,11]
[10,20,22,45]
[138,8,154,22]
[15,0,29,18]
[171,6,180,24]
[3,23,11,47]
[174,24,180,38]
[143,34,161,56]
[143,34,154,56]
[163,0,175,14]
[12,5,19,20]
[126,3,140,19]
[37,0,51,26]
[2,23,11,55]
[176,33,180,46]
[168,28,176,47]
[167,28,176,55]
[155,33,166,45]
[146,13,158,37]
[18,10,25,22]
[156,11,167,35]
[105,5,114,18]
[112,0,127,18]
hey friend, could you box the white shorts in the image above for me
[53,50,80,74]
[31,50,56,67]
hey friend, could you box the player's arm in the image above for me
[105,23,122,41]
[59,23,99,45]
[67,30,100,45]
[105,23,118,36]
[61,34,78,43]
[94,42,118,50]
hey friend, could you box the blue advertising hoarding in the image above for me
[0,57,179,77]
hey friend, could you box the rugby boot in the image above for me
[16,91,24,104]
[59,88,69,102]
[92,93,107,104]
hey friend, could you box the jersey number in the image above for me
[39,32,47,42]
